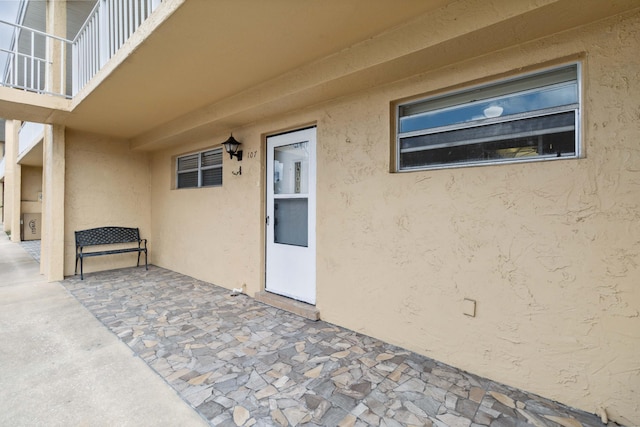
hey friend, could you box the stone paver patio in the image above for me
[62,266,609,427]
[19,239,41,262]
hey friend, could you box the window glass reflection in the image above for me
[400,83,577,133]
[274,142,309,195]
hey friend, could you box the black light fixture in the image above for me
[222,134,243,161]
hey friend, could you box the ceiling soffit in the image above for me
[15,0,640,151]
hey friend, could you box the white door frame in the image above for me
[265,127,316,304]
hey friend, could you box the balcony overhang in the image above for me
[0,86,71,124]
[3,0,639,152]
[126,0,640,151]
[61,0,458,145]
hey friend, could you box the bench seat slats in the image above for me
[75,226,148,280]
[79,247,143,257]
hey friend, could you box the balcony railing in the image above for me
[0,19,70,97]
[0,0,162,98]
[18,122,45,158]
[73,0,162,94]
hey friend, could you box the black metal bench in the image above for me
[75,226,148,280]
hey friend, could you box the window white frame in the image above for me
[175,148,223,189]
[395,63,581,171]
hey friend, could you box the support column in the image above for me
[46,0,67,95]
[0,141,4,223]
[4,120,21,242]
[42,124,65,282]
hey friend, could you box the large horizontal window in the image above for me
[396,64,580,170]
[176,148,223,188]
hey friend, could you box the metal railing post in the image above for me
[2,0,163,98]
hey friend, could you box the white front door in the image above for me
[266,127,316,304]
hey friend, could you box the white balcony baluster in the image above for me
[71,0,163,95]
[2,0,162,98]
[18,122,45,158]
[0,19,68,96]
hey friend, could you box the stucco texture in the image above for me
[316,15,639,426]
[20,165,42,214]
[145,10,639,426]
[318,14,639,425]
[149,138,263,293]
[64,130,151,277]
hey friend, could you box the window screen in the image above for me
[397,64,580,170]
[176,148,223,188]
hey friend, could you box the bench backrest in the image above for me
[75,227,140,247]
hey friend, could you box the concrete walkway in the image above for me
[0,229,208,427]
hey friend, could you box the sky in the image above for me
[0,0,21,74]
[0,1,19,142]
[0,0,20,23]
[0,0,20,36]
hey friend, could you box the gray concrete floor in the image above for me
[0,227,208,427]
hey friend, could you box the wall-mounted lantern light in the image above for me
[222,134,243,161]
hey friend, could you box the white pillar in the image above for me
[41,124,65,282]
[46,0,67,95]
[4,120,21,242]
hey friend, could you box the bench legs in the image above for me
[75,255,85,280]
[77,251,146,281]
[74,256,85,280]
[136,250,148,271]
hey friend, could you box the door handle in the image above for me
[266,216,270,225]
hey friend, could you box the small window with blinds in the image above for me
[176,148,223,189]
[395,64,581,171]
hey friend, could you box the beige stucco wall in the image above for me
[64,130,151,277]
[150,140,262,292]
[4,120,21,241]
[147,11,639,425]
[20,166,42,214]
[1,139,4,221]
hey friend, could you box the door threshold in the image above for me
[255,291,320,321]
